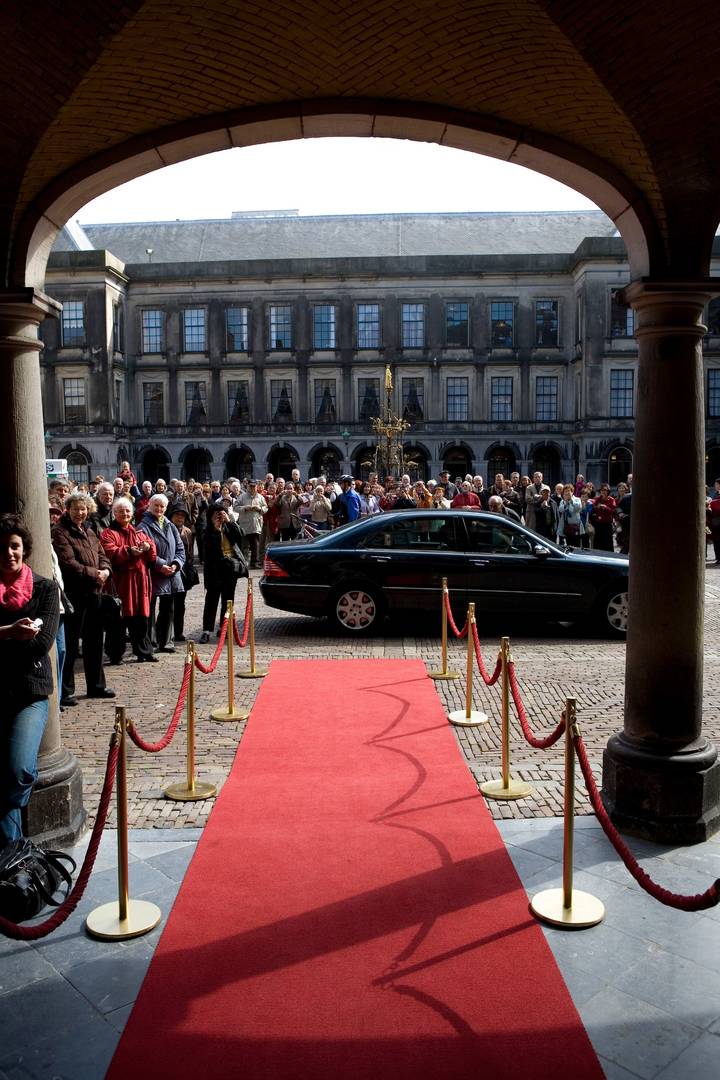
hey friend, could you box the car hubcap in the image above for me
[336,589,376,630]
[607,591,628,632]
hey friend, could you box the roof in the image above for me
[61,211,619,263]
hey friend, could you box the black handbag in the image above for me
[100,579,122,621]
[0,839,76,923]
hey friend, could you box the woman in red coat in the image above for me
[100,497,158,663]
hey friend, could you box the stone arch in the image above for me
[266,442,300,481]
[307,442,343,480]
[224,443,255,480]
[179,444,213,483]
[16,100,658,289]
[58,442,93,485]
[485,442,520,482]
[439,441,474,479]
[137,444,171,484]
[529,441,567,489]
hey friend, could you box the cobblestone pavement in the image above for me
[61,560,720,831]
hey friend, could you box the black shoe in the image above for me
[145,654,160,663]
[87,688,116,699]
[199,631,210,644]
[175,635,186,642]
[60,696,78,707]
[160,646,176,654]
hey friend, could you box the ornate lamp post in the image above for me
[371,365,409,481]
[341,428,351,471]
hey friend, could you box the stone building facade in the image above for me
[39,211,720,487]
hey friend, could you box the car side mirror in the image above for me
[533,545,551,558]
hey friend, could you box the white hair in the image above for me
[113,496,134,516]
[149,493,168,509]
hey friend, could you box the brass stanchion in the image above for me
[86,707,162,940]
[237,579,268,679]
[448,603,488,726]
[429,577,460,680]
[481,637,533,801]
[165,643,217,801]
[530,699,604,929]
[211,601,249,721]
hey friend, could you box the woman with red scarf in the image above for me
[0,514,60,843]
[100,497,158,662]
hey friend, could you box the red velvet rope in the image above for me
[194,617,228,674]
[0,739,120,940]
[232,591,252,649]
[470,623,502,686]
[126,661,192,753]
[573,733,719,911]
[443,591,468,638]
[507,661,567,749]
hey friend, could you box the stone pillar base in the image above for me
[25,748,86,847]
[602,734,720,845]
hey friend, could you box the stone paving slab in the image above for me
[58,563,720,831]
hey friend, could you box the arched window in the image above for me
[442,447,472,479]
[532,446,563,488]
[608,446,633,488]
[183,448,212,483]
[141,447,170,484]
[66,450,90,486]
[487,447,517,483]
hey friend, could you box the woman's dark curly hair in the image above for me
[0,513,33,558]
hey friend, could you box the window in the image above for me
[610,290,634,337]
[536,376,558,421]
[446,302,469,347]
[185,381,207,424]
[358,377,380,421]
[465,518,533,555]
[63,378,86,423]
[313,305,336,350]
[61,301,85,347]
[141,310,164,353]
[708,370,720,417]
[183,309,206,353]
[66,452,89,486]
[610,369,634,417]
[491,302,514,348]
[535,300,559,348]
[491,377,513,421]
[707,299,720,336]
[401,303,425,348]
[268,305,292,350]
[228,380,250,423]
[143,383,164,425]
[402,377,424,421]
[114,379,123,423]
[271,379,293,424]
[446,377,469,421]
[356,303,381,349]
[360,516,458,551]
[226,307,250,351]
[314,379,337,423]
[112,304,124,353]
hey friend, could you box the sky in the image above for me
[77,138,597,224]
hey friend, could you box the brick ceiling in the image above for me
[4,0,720,280]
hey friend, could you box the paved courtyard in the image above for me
[62,560,720,832]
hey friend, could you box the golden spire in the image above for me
[385,364,393,392]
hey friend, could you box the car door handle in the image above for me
[470,559,490,567]
[371,556,391,562]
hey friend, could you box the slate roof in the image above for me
[60,210,618,263]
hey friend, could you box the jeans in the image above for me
[55,617,66,690]
[0,696,49,843]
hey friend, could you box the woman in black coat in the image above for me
[0,514,60,843]
[200,505,248,643]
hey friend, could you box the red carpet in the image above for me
[108,659,602,1079]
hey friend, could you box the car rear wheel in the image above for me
[596,585,629,637]
[332,585,382,633]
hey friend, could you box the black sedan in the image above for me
[260,510,629,636]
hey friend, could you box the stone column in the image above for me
[602,282,720,843]
[0,289,85,844]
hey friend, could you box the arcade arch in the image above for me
[267,443,299,481]
[225,444,255,480]
[139,445,170,484]
[531,443,565,488]
[181,445,213,483]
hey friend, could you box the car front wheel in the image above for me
[332,585,382,633]
[597,585,629,637]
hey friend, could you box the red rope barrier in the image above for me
[194,617,228,674]
[0,739,120,940]
[443,591,468,638]
[573,733,719,911]
[233,591,252,648]
[470,623,502,686]
[126,661,192,753]
[508,661,566,749]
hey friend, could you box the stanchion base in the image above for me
[448,710,488,726]
[428,670,461,680]
[237,668,268,679]
[530,887,605,929]
[164,780,217,801]
[480,778,534,801]
[86,899,161,940]
[210,705,250,722]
